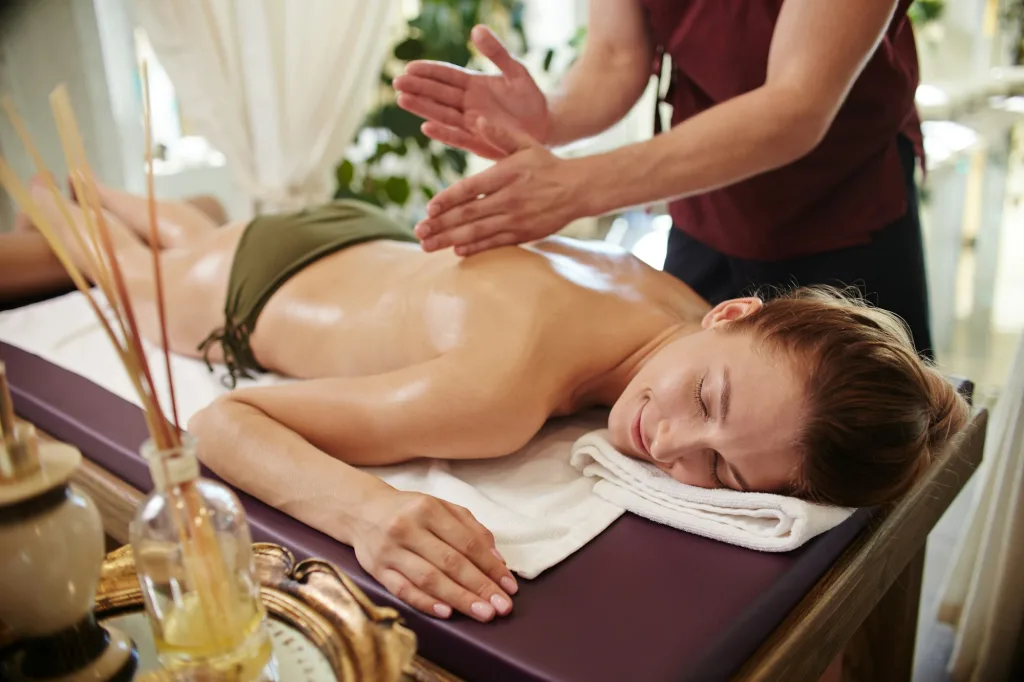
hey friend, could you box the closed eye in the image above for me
[709,452,725,488]
[693,371,708,420]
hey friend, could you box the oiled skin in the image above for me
[179,224,707,387]
[156,223,711,465]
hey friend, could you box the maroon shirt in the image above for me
[639,0,924,261]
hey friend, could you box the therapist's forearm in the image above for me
[571,85,827,217]
[544,46,652,147]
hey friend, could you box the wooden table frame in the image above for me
[37,409,988,682]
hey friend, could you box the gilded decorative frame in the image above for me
[94,543,461,682]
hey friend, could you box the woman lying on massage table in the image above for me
[23,176,969,625]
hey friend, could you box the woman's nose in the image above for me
[650,419,699,462]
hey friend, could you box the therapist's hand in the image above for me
[393,25,549,160]
[415,118,583,256]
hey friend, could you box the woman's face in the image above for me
[608,298,805,493]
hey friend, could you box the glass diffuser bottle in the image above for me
[130,434,276,681]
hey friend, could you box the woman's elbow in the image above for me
[186,397,236,468]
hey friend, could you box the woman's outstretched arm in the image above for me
[188,353,546,622]
[0,231,73,303]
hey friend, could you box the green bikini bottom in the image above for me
[198,199,418,387]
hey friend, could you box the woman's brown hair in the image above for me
[729,286,970,507]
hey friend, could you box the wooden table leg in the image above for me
[841,545,926,682]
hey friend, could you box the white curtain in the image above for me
[131,0,402,214]
[937,331,1024,682]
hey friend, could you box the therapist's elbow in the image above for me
[765,89,836,164]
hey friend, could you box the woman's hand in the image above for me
[393,25,549,160]
[414,117,584,256]
[351,487,518,623]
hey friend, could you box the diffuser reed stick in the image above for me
[0,362,14,439]
[142,62,180,435]
[0,75,244,656]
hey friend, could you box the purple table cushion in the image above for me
[4,342,970,682]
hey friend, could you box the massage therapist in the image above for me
[393,0,934,358]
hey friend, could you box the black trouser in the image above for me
[663,135,933,360]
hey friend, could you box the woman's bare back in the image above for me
[162,224,710,383]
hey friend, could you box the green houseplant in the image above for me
[1005,0,1024,65]
[908,0,946,26]
[334,0,527,220]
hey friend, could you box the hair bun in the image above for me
[925,371,970,450]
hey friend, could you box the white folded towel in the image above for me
[569,430,855,552]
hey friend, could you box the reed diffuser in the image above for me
[0,68,274,681]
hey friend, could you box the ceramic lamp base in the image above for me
[0,439,138,682]
[13,621,137,682]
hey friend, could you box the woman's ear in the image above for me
[701,296,764,329]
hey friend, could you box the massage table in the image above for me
[0,299,988,682]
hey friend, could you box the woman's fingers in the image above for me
[358,491,516,622]
[443,502,518,594]
[419,532,512,617]
[427,502,518,600]
[383,550,502,622]
[376,567,453,620]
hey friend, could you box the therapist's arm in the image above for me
[576,0,900,216]
[544,0,654,147]
[417,0,903,255]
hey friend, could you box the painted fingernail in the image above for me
[490,594,511,615]
[500,576,518,595]
[433,603,452,619]
[491,548,506,563]
[471,601,495,621]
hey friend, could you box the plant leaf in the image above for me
[335,159,354,189]
[385,176,412,205]
[444,147,468,175]
[542,48,555,72]
[380,104,426,139]
[394,37,426,61]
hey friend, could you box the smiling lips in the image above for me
[632,402,650,457]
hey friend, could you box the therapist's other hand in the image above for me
[416,118,581,256]
[352,487,517,623]
[393,25,548,160]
